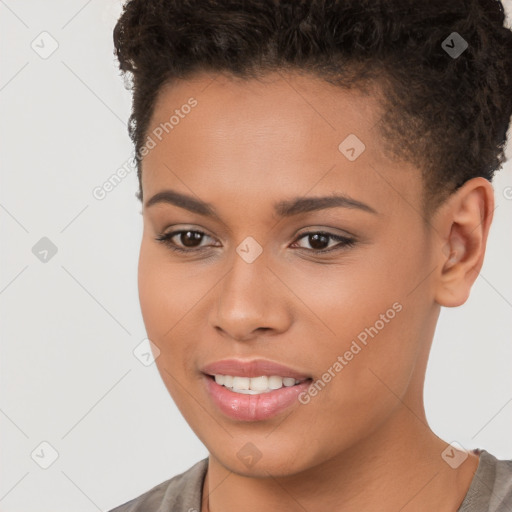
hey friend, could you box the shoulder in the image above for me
[458,449,512,512]
[486,451,512,510]
[107,458,208,512]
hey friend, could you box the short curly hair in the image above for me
[113,0,512,213]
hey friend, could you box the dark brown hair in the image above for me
[113,0,512,213]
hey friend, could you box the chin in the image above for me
[206,434,327,479]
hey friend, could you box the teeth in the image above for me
[268,375,283,389]
[232,376,250,390]
[250,376,268,391]
[213,374,303,394]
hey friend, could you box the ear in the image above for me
[432,177,495,307]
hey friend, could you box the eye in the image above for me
[155,229,356,255]
[155,229,215,253]
[291,231,356,253]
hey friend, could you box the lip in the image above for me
[204,375,311,421]
[201,359,312,421]
[201,358,310,380]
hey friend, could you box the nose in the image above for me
[210,251,292,342]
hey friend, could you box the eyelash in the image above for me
[154,229,356,255]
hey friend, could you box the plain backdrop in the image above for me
[1,1,511,511]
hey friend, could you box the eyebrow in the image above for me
[144,189,378,217]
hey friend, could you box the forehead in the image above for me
[141,71,422,219]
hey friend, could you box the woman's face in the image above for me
[138,71,442,476]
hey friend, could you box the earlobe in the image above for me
[433,177,494,308]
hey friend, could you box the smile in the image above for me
[213,374,305,394]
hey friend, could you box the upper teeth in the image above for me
[214,375,302,394]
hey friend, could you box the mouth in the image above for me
[201,359,313,421]
[207,374,309,394]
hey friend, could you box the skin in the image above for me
[137,70,493,512]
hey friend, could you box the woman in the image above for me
[109,0,512,510]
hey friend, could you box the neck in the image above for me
[202,400,479,512]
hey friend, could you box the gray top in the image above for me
[108,449,512,512]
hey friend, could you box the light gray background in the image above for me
[1,1,511,511]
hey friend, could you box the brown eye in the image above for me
[177,231,204,247]
[293,232,356,253]
[155,229,213,252]
[305,233,330,250]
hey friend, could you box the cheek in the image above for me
[137,241,199,405]
[284,277,421,455]
[280,248,425,403]
[138,238,199,340]
[137,238,216,386]
[138,244,170,340]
